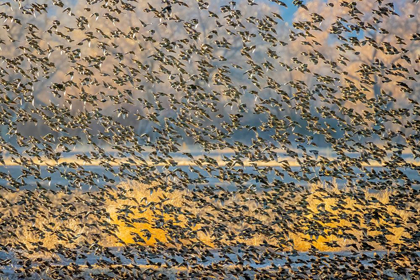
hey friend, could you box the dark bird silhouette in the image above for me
[0,0,418,279]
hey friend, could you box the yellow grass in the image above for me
[104,181,418,252]
[290,184,415,251]
[0,180,417,257]
[105,181,213,247]
[0,190,104,260]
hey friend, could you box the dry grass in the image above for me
[290,184,416,251]
[0,180,418,257]
[105,181,418,252]
[0,189,110,259]
[105,181,213,247]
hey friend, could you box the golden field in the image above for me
[1,180,418,260]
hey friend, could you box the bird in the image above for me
[0,0,418,279]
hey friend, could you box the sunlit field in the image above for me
[1,180,419,279]
[2,181,417,254]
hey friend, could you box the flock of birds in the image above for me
[0,0,419,278]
